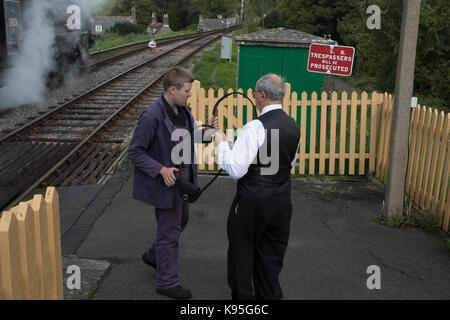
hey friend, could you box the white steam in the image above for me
[0,0,107,111]
[0,1,54,110]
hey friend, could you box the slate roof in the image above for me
[235,28,326,48]
[198,19,226,31]
[198,17,238,31]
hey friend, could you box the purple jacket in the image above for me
[128,96,199,209]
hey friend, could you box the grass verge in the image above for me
[375,208,450,251]
[193,30,245,91]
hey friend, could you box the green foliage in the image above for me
[94,0,116,15]
[109,22,144,35]
[193,31,241,90]
[107,0,204,31]
[263,0,351,41]
[375,212,420,228]
[374,207,450,251]
[193,45,219,89]
[322,186,338,193]
[215,45,239,89]
[196,0,236,18]
[338,0,449,111]
[375,206,444,235]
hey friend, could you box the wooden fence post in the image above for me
[360,92,368,175]
[349,91,358,175]
[299,92,308,175]
[0,211,23,299]
[198,87,207,170]
[188,80,200,121]
[30,194,52,300]
[13,202,39,300]
[437,114,449,224]
[329,92,338,175]
[424,111,445,209]
[246,88,254,122]
[319,91,328,174]
[283,83,291,116]
[309,92,318,174]
[419,108,438,207]
[291,92,299,175]
[339,92,348,175]
[369,92,381,174]
[45,187,63,300]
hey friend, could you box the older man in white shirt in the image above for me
[215,74,300,300]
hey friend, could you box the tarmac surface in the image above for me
[55,158,450,300]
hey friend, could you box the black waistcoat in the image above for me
[237,109,300,196]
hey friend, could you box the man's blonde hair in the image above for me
[163,66,195,91]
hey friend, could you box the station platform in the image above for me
[51,158,450,300]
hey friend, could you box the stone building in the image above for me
[147,13,172,35]
[197,15,238,31]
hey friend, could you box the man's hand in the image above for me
[214,130,227,146]
[204,116,219,140]
[208,115,219,129]
[159,167,179,187]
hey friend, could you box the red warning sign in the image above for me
[307,44,355,76]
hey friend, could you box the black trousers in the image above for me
[227,192,292,300]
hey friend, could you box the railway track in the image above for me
[0,26,240,211]
[87,29,222,70]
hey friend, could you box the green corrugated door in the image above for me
[237,46,284,92]
[238,46,324,95]
[281,47,324,95]
[237,45,324,151]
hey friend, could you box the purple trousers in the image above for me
[145,191,189,289]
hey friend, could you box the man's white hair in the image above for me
[255,74,286,101]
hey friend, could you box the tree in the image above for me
[242,0,448,109]
[338,0,449,109]
[107,0,157,30]
[195,0,235,18]
[263,0,351,41]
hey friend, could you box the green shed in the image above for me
[235,28,325,96]
[235,28,326,150]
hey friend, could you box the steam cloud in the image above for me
[0,0,107,111]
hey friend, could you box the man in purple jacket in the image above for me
[128,67,217,299]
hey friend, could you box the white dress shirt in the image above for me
[217,104,299,179]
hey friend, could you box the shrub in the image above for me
[109,22,143,35]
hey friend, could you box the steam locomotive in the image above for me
[0,0,92,86]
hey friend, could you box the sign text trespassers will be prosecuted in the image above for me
[307,43,355,76]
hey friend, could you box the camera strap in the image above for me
[197,91,256,194]
[179,91,257,201]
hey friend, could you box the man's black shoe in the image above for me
[156,285,192,300]
[142,254,156,269]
